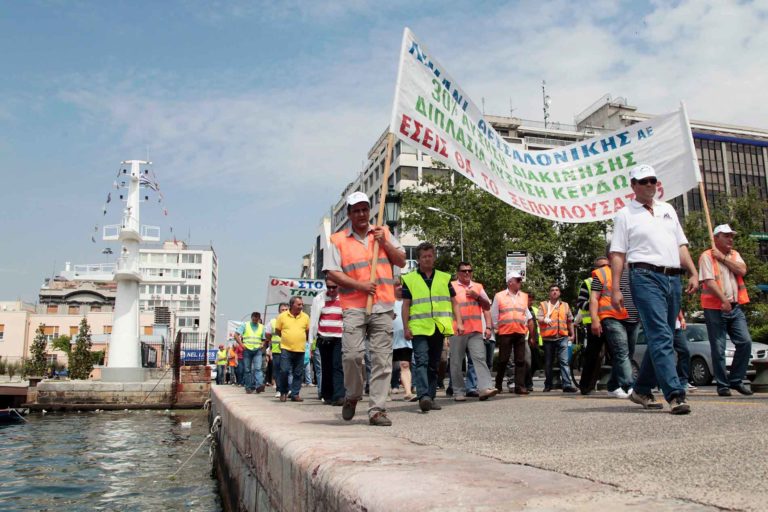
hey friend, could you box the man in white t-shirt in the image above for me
[609,164,699,415]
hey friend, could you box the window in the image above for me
[180,285,201,295]
[181,253,202,264]
[91,305,102,312]
[166,285,178,295]
[178,300,200,311]
[182,269,201,279]
[178,317,199,328]
[68,305,79,315]
[42,325,59,343]
[69,326,78,336]
[0,324,4,340]
[149,253,164,263]
[165,253,178,264]
[143,326,154,335]
[47,305,58,314]
[45,354,58,366]
[103,325,112,334]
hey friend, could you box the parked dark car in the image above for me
[633,324,768,386]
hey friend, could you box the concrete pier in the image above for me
[211,385,737,511]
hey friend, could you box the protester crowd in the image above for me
[218,164,755,425]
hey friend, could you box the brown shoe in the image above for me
[256,385,266,393]
[331,399,345,406]
[369,411,392,426]
[479,388,498,401]
[342,398,358,421]
[514,387,530,395]
[291,396,304,402]
[279,394,287,402]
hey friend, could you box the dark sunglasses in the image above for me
[458,269,473,273]
[326,285,339,290]
[636,177,657,185]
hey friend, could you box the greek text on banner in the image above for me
[389,27,699,223]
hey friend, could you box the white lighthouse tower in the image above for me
[102,160,160,382]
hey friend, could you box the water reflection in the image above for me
[0,409,221,511]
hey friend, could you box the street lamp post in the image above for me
[384,186,402,234]
[426,206,464,261]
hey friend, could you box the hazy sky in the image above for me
[2,0,767,338]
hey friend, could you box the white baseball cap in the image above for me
[629,164,657,181]
[713,224,736,235]
[506,270,522,282]
[346,191,370,207]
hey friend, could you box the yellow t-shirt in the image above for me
[274,310,310,353]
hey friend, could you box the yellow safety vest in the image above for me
[531,306,543,346]
[579,278,592,325]
[242,322,265,350]
[216,349,227,365]
[402,270,454,337]
[270,318,282,354]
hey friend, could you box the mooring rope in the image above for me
[171,415,221,478]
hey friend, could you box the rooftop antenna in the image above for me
[481,97,486,115]
[509,98,516,117]
[542,80,552,129]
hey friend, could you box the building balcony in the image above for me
[115,256,142,281]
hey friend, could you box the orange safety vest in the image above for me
[700,249,749,309]
[330,226,396,310]
[227,348,237,367]
[592,266,628,321]
[452,280,485,334]
[538,301,571,339]
[495,290,528,335]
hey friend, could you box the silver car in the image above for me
[632,323,768,386]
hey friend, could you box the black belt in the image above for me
[629,262,686,276]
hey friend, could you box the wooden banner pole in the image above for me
[366,132,396,313]
[698,182,715,250]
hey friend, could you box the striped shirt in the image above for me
[318,297,343,338]
[592,268,638,323]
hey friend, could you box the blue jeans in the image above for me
[235,360,244,385]
[543,337,573,389]
[279,350,305,397]
[602,319,636,391]
[630,268,685,402]
[216,364,226,385]
[673,329,690,386]
[704,305,752,390]
[312,347,322,396]
[242,348,264,391]
[412,331,443,400]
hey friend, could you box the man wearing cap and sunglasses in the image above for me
[698,224,754,396]
[325,192,406,427]
[610,164,699,415]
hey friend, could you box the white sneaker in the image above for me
[686,383,698,392]
[274,391,280,398]
[608,388,629,399]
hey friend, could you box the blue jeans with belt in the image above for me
[704,305,752,391]
[543,336,574,389]
[630,267,685,402]
[412,331,444,400]
[279,350,305,397]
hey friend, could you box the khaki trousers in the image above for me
[342,309,394,415]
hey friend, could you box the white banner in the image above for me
[265,276,326,306]
[390,28,700,223]
[226,321,242,342]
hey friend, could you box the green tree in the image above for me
[28,324,48,376]
[69,318,94,380]
[52,335,72,357]
[399,174,607,303]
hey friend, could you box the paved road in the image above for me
[265,381,767,511]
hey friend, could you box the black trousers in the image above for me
[579,328,607,392]
[495,333,528,391]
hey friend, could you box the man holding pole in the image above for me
[610,164,699,415]
[325,191,406,427]
[698,224,753,396]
